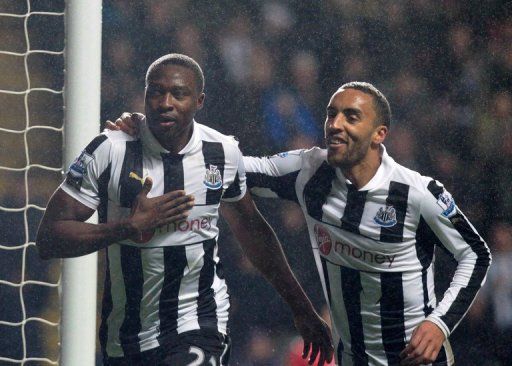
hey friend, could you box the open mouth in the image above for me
[326,136,347,147]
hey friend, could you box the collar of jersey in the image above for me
[335,144,396,191]
[140,118,200,156]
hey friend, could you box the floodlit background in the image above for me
[0,0,511,365]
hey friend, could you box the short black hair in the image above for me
[338,81,391,128]
[146,53,205,93]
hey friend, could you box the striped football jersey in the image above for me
[61,120,246,358]
[244,146,491,366]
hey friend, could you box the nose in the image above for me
[326,114,345,133]
[160,92,175,110]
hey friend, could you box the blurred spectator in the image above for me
[3,0,512,363]
[474,222,512,364]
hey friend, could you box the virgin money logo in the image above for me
[314,224,332,255]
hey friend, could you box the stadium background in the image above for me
[1,0,511,365]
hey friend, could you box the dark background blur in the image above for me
[1,0,511,365]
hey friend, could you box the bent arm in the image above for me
[36,189,138,259]
[421,180,491,337]
[220,191,315,315]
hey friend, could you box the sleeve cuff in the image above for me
[60,182,99,210]
[425,315,450,339]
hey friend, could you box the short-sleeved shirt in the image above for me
[61,120,246,358]
[244,146,491,366]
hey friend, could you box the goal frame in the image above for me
[61,1,102,364]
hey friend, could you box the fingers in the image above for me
[308,343,319,365]
[302,341,310,360]
[159,193,194,209]
[105,120,120,131]
[140,177,153,197]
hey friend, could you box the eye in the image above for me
[326,109,337,118]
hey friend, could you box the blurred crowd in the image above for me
[1,0,512,364]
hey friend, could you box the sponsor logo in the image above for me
[314,224,332,255]
[203,164,222,190]
[332,240,397,268]
[132,216,214,244]
[374,205,397,227]
[157,216,214,234]
[276,152,288,158]
[69,151,93,178]
[437,190,456,217]
[129,171,144,185]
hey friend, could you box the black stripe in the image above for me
[119,141,143,208]
[337,338,344,365]
[162,153,185,193]
[340,184,367,235]
[340,266,368,365]
[197,239,218,330]
[440,210,491,330]
[223,171,242,199]
[426,179,444,198]
[246,170,300,203]
[380,272,406,365]
[202,141,225,205]
[380,181,409,242]
[416,216,438,316]
[65,134,108,190]
[85,134,107,154]
[97,164,112,357]
[119,246,144,355]
[99,249,113,359]
[97,163,111,224]
[321,258,332,305]
[158,246,188,341]
[303,162,336,221]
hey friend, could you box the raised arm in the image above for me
[221,192,333,365]
[36,178,193,259]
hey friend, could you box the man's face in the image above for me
[324,88,384,169]
[144,64,204,142]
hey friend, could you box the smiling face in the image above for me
[324,88,388,169]
[144,64,204,151]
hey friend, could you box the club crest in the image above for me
[314,224,332,255]
[374,205,397,227]
[203,164,222,190]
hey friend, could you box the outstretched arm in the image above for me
[221,192,333,365]
[36,178,193,259]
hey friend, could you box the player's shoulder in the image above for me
[196,122,240,146]
[103,129,138,144]
[389,159,442,201]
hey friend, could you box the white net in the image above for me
[0,0,65,364]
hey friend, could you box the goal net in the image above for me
[0,0,100,364]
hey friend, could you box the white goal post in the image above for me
[61,1,102,365]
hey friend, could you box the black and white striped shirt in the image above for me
[244,146,491,366]
[61,121,246,358]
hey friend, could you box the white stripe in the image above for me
[183,146,207,205]
[105,244,126,358]
[212,242,229,334]
[138,247,165,351]
[176,243,203,333]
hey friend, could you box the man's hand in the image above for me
[294,311,334,365]
[106,112,143,137]
[399,321,445,365]
[129,177,194,242]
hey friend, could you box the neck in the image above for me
[341,148,382,189]
[156,125,193,154]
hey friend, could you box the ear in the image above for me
[372,125,388,144]
[197,93,205,110]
